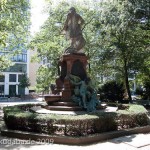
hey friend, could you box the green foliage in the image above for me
[117,104,149,128]
[142,79,150,100]
[30,3,69,92]
[136,79,150,100]
[30,1,101,91]
[135,55,150,99]
[0,0,30,72]
[35,66,54,93]
[99,80,125,102]
[95,0,150,101]
[0,0,30,46]
[19,73,30,88]
[117,104,148,114]
[30,0,149,95]
[3,104,149,136]
[0,55,12,71]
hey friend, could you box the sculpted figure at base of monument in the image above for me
[69,74,100,112]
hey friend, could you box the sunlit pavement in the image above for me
[0,132,150,150]
[0,99,150,150]
[0,98,45,111]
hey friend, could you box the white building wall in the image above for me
[4,73,9,95]
[28,48,40,89]
[25,49,30,95]
[0,71,30,96]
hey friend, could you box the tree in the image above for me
[0,56,12,71]
[0,0,30,46]
[35,66,52,94]
[95,0,150,101]
[30,0,149,99]
[19,73,30,95]
[0,0,30,72]
[99,80,125,102]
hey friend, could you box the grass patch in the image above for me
[117,104,148,114]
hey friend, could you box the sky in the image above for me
[30,0,48,36]
[30,0,101,36]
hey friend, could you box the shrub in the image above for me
[135,87,143,96]
[117,104,149,129]
[99,80,125,102]
[3,104,149,136]
[135,79,150,100]
[142,79,150,100]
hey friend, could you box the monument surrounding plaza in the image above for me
[44,7,100,112]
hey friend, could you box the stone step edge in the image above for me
[45,106,81,108]
[52,102,77,106]
[44,106,83,111]
[1,125,150,145]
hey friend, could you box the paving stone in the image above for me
[0,134,146,150]
[112,133,150,148]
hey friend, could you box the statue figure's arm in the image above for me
[69,74,82,85]
[78,15,84,26]
[70,80,82,86]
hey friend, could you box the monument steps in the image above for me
[45,105,83,111]
[52,101,78,106]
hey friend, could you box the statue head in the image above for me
[69,7,76,13]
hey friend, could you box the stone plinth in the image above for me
[59,53,88,78]
[57,53,88,101]
[44,53,89,110]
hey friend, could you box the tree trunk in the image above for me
[124,60,132,102]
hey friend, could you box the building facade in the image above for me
[28,48,40,91]
[0,49,30,97]
[0,0,30,97]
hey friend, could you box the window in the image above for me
[22,54,27,62]
[11,55,18,61]
[9,74,16,82]
[0,85,4,96]
[10,54,27,62]
[0,75,5,82]
[18,54,23,62]
[9,85,16,96]
[6,64,27,72]
[0,52,9,56]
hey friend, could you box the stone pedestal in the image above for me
[44,53,103,111]
[60,53,88,77]
[56,53,88,101]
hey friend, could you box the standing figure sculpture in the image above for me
[62,7,86,53]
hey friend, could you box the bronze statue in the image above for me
[69,74,100,111]
[62,7,86,53]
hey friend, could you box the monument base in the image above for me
[44,53,101,112]
[55,53,88,100]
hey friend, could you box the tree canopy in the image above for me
[30,0,150,99]
[0,0,30,71]
[92,0,150,101]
